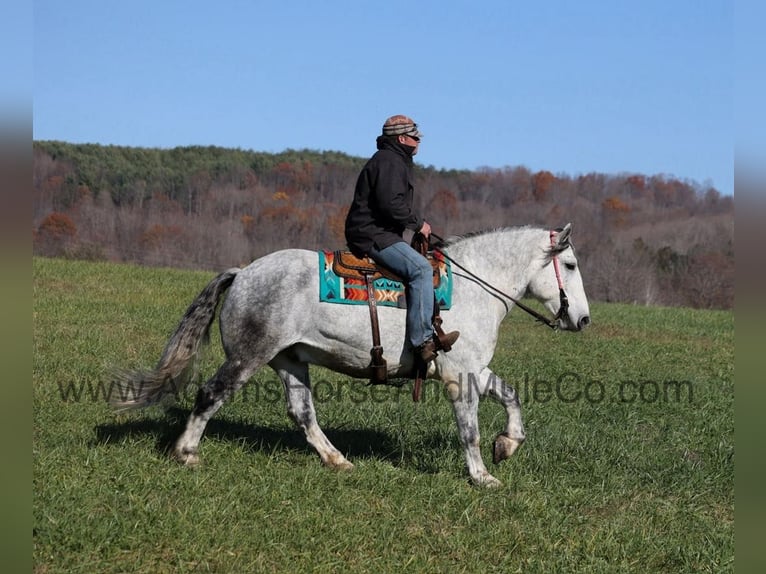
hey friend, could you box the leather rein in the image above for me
[429,230,570,330]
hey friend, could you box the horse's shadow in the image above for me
[93,407,449,471]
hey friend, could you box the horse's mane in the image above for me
[440,225,535,247]
[440,225,572,256]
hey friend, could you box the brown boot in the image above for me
[435,330,460,352]
[418,331,460,363]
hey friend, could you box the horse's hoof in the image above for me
[474,472,502,488]
[493,433,524,464]
[325,453,354,471]
[172,448,200,468]
[334,460,355,472]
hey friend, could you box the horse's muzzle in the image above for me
[559,313,590,331]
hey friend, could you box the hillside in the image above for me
[32,141,733,308]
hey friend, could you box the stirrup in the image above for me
[369,345,388,385]
[418,339,437,363]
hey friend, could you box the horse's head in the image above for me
[527,223,591,331]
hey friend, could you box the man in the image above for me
[345,114,459,363]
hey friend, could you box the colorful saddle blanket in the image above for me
[318,250,453,309]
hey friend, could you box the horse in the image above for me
[111,223,590,487]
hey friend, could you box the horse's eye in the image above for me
[565,263,576,271]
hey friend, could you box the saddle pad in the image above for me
[318,251,452,309]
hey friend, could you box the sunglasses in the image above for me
[405,133,420,142]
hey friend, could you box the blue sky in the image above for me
[33,0,734,194]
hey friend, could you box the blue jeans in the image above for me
[369,241,434,348]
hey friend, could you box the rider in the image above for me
[344,114,459,363]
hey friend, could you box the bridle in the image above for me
[429,230,570,330]
[548,229,570,326]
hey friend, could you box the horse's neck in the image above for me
[447,229,542,299]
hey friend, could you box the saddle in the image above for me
[331,251,442,288]
[334,234,452,399]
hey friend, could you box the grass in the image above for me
[33,257,734,573]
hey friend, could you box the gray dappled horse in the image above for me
[112,224,590,487]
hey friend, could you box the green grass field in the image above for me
[33,257,734,573]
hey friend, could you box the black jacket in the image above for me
[344,137,424,255]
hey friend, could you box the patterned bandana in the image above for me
[382,115,422,138]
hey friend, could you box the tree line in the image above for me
[32,140,733,309]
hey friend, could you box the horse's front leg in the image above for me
[480,367,526,463]
[444,373,501,488]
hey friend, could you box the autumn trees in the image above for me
[32,141,733,309]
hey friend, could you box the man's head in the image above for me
[382,115,421,154]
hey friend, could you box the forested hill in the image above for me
[33,140,733,309]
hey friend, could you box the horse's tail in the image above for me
[109,268,241,411]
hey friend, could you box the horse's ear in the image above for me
[556,223,573,246]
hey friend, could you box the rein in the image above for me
[429,231,569,330]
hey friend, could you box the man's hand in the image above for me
[419,221,432,238]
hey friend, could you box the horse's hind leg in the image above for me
[173,359,254,466]
[270,351,354,471]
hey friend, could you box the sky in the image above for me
[31,0,736,195]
